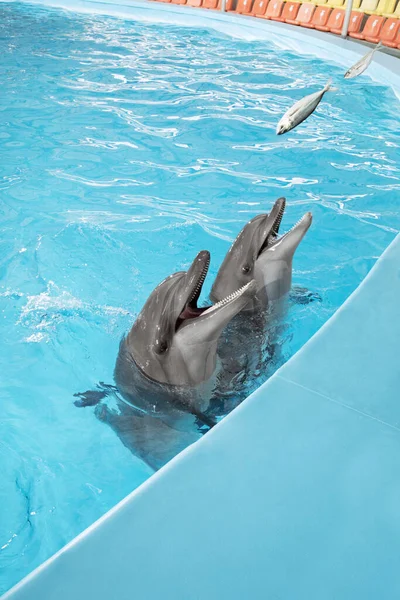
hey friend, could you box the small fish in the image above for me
[344,42,382,80]
[276,78,335,135]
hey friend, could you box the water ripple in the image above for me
[50,169,153,188]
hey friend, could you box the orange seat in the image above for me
[332,11,364,35]
[350,14,384,39]
[286,2,315,24]
[203,0,218,6]
[321,7,344,32]
[262,0,284,18]
[171,0,186,4]
[378,17,400,46]
[211,0,233,8]
[364,15,390,41]
[250,0,269,15]
[230,0,253,12]
[271,1,300,21]
[187,0,203,5]
[347,11,365,34]
[302,5,332,28]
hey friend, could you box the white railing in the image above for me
[341,0,354,37]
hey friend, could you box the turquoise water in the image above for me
[1,1,399,593]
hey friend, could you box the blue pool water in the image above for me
[1,1,399,593]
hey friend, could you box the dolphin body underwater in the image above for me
[75,251,256,470]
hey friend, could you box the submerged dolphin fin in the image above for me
[73,382,118,407]
[74,381,216,429]
[290,286,322,305]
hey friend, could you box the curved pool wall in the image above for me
[5,0,400,96]
[2,2,400,598]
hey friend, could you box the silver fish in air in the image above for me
[276,78,335,135]
[344,42,382,80]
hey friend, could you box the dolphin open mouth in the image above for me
[176,252,254,329]
[268,212,313,250]
[177,252,210,326]
[258,197,286,255]
[258,198,311,255]
[270,198,286,239]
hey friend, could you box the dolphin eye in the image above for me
[157,341,168,354]
[242,265,251,274]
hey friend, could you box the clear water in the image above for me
[1,1,399,592]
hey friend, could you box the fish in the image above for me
[276,78,335,135]
[344,42,382,80]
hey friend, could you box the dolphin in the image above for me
[75,250,256,470]
[114,249,256,410]
[207,200,313,416]
[210,198,313,310]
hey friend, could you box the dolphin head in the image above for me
[211,198,312,307]
[125,251,256,386]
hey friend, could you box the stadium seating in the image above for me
[350,14,385,38]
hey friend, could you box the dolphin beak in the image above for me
[272,212,312,257]
[183,251,210,306]
[256,197,287,257]
[178,280,257,344]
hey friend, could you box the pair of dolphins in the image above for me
[75,198,312,471]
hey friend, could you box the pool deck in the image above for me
[3,2,400,599]
[8,0,400,84]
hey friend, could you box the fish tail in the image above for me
[324,78,338,92]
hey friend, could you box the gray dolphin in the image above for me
[210,198,312,309]
[207,200,313,416]
[115,251,256,396]
[75,251,256,470]
[115,249,256,409]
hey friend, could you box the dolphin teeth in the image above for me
[278,213,309,240]
[287,213,307,234]
[203,281,253,315]
[188,255,210,304]
[272,200,286,236]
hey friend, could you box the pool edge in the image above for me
[2,0,400,96]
